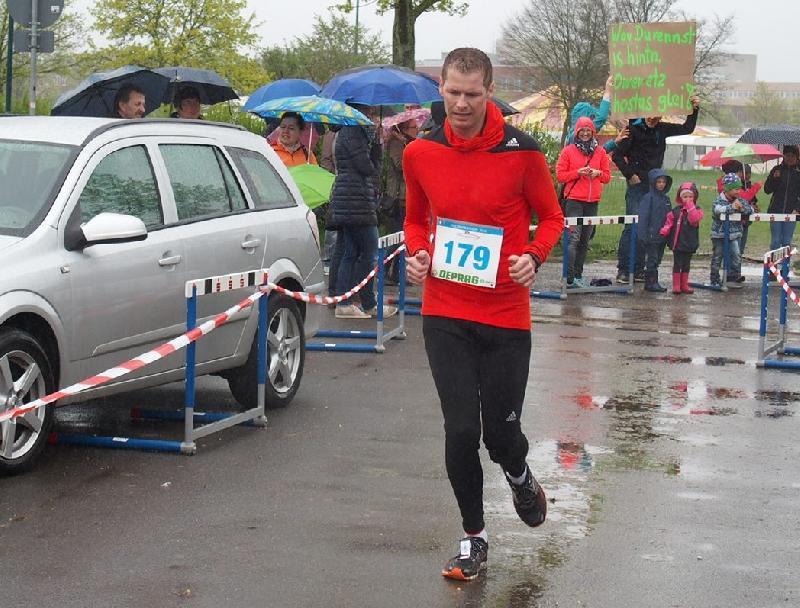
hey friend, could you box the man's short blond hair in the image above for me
[441,48,493,88]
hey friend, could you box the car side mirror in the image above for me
[65,212,147,251]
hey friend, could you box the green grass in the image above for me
[579,169,771,261]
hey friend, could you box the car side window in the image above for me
[214,148,247,212]
[227,147,296,210]
[78,145,162,228]
[160,144,245,221]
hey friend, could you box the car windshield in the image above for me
[0,140,75,236]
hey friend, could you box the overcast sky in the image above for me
[73,0,798,82]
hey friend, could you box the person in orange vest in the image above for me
[271,112,318,167]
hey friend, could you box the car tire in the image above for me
[0,329,56,475]
[228,294,305,410]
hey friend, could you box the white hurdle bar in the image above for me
[531,214,638,299]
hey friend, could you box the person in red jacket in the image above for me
[403,47,564,582]
[556,116,611,287]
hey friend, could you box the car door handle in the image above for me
[158,254,182,267]
[241,238,262,249]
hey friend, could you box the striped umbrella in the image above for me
[700,143,784,167]
[249,95,373,126]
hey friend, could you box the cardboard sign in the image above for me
[608,21,697,119]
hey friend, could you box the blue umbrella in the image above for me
[320,64,442,106]
[51,65,170,117]
[249,95,373,126]
[244,79,321,111]
[154,67,238,106]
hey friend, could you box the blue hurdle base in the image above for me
[761,359,800,370]
[782,346,800,356]
[690,282,725,292]
[306,342,382,353]
[315,329,377,339]
[531,290,565,300]
[49,432,186,453]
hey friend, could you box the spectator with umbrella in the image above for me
[381,110,422,284]
[169,86,204,120]
[112,84,146,119]
[764,145,800,252]
[329,103,398,319]
[271,112,318,167]
[51,65,169,118]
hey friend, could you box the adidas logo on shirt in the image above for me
[505,137,520,147]
[505,411,518,422]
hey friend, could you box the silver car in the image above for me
[0,117,325,473]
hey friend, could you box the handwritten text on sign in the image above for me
[608,22,696,119]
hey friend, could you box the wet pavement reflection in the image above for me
[474,262,800,606]
[4,258,800,607]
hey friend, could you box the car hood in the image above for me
[0,235,22,252]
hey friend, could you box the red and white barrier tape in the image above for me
[267,244,405,306]
[0,246,405,424]
[0,289,266,424]
[765,248,800,309]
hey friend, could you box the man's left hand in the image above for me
[509,254,537,288]
[690,95,700,110]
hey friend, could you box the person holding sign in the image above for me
[611,95,700,284]
[403,48,564,582]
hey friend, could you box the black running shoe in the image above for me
[507,465,547,527]
[441,537,488,581]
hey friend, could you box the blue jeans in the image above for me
[770,221,797,251]
[327,230,344,297]
[617,181,648,274]
[337,224,378,310]
[710,238,741,284]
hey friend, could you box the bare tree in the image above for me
[501,0,612,143]
[611,0,673,22]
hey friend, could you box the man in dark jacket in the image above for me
[612,96,700,283]
[764,145,800,250]
[330,110,397,319]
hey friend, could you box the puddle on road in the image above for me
[621,354,748,367]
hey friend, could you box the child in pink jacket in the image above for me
[659,182,705,294]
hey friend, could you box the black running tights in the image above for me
[423,315,531,533]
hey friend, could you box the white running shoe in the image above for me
[335,304,371,319]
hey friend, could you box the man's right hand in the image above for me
[629,174,641,185]
[406,250,431,285]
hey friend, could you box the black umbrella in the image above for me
[491,96,520,117]
[738,124,800,146]
[51,65,170,117]
[154,67,238,106]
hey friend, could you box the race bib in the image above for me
[431,218,504,288]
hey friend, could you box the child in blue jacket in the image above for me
[710,173,753,288]
[637,168,673,292]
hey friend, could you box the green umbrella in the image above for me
[288,164,335,209]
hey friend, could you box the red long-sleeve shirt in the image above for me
[403,103,564,330]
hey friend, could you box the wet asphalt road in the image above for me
[2,258,800,608]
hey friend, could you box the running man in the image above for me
[403,47,564,581]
